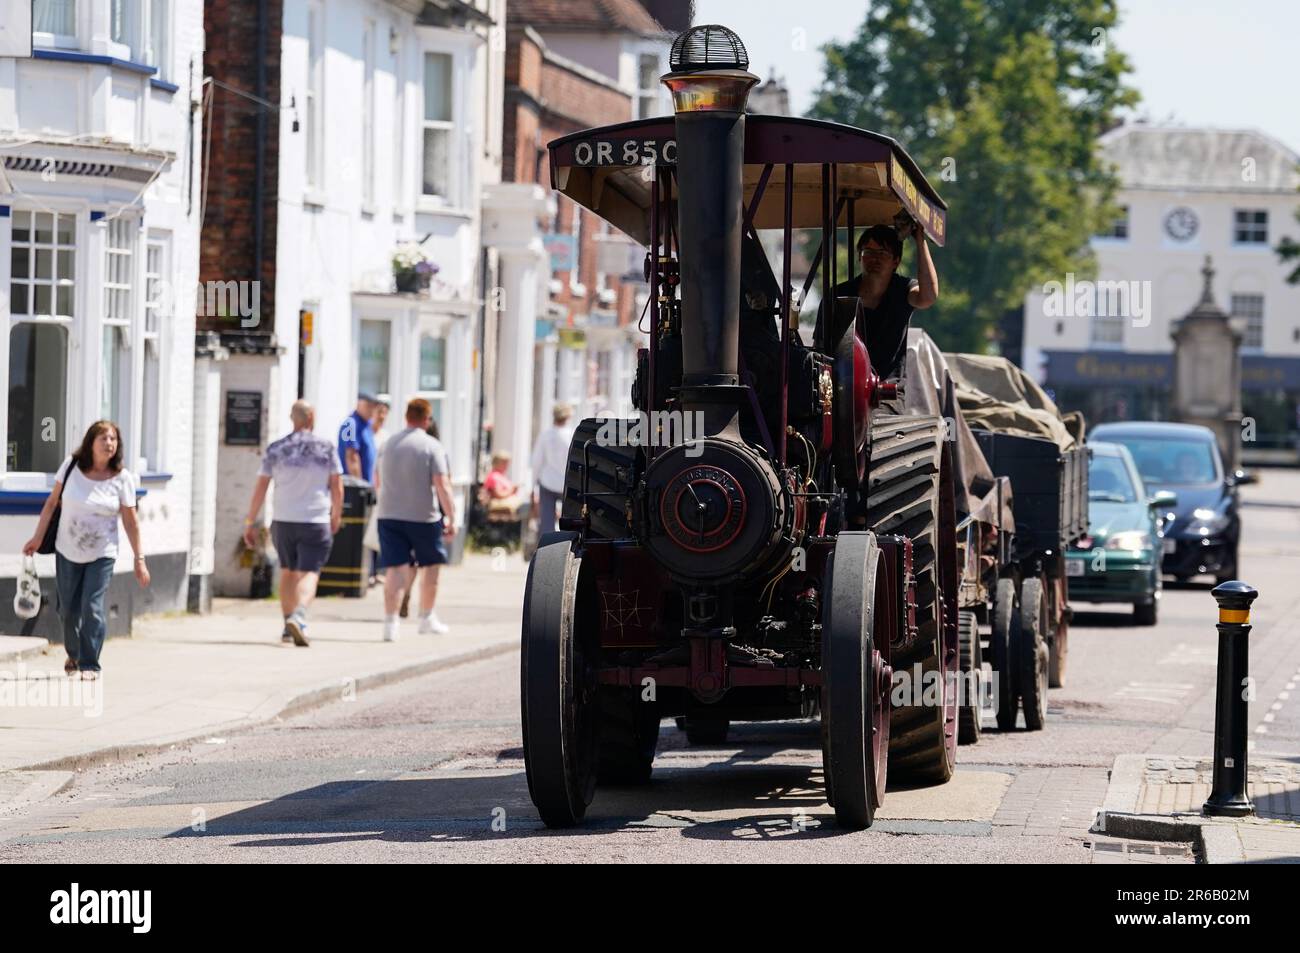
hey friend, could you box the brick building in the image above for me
[483,0,675,484]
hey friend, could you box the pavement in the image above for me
[0,552,526,781]
[1098,753,1300,863]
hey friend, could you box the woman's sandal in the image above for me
[64,657,78,675]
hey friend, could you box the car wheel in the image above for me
[1133,599,1157,627]
[1214,546,1239,585]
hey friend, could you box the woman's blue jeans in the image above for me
[54,553,115,672]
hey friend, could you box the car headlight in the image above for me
[1105,531,1151,552]
[1190,509,1229,533]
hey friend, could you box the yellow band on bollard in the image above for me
[1219,608,1250,624]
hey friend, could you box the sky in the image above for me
[691,0,1300,155]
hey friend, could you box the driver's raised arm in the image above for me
[908,222,939,310]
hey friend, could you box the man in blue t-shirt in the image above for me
[338,392,378,483]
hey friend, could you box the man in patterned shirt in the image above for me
[243,400,343,646]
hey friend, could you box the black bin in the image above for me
[318,476,375,597]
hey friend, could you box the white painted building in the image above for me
[1022,125,1300,454]
[202,0,504,595]
[0,0,207,635]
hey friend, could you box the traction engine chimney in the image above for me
[662,26,759,430]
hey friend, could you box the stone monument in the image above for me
[1170,256,1243,471]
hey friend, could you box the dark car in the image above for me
[1066,442,1174,625]
[1087,422,1254,584]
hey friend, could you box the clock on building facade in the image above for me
[1164,206,1199,242]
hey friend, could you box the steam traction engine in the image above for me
[521,25,959,829]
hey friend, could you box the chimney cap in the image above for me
[669,24,748,73]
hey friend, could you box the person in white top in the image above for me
[23,421,150,677]
[530,403,576,535]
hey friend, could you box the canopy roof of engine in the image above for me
[548,114,948,247]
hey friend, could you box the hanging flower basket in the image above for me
[393,244,439,294]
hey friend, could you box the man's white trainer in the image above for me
[418,613,450,635]
[383,615,401,642]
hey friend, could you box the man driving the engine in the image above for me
[815,219,939,379]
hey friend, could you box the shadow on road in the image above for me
[161,722,954,845]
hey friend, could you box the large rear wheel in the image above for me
[560,418,639,540]
[681,716,730,745]
[866,416,959,783]
[596,687,660,785]
[521,534,598,827]
[1017,576,1050,731]
[821,531,891,829]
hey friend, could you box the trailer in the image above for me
[946,353,1090,728]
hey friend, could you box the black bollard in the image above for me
[1203,580,1258,817]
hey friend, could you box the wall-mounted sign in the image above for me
[557,327,586,349]
[225,391,263,446]
[544,233,577,273]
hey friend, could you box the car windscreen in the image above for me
[1088,453,1138,502]
[1105,436,1219,486]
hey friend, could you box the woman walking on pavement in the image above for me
[23,421,150,678]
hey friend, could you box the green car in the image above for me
[1065,442,1176,626]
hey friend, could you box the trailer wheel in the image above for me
[1049,616,1069,687]
[561,418,640,540]
[866,416,959,782]
[1047,558,1069,687]
[1017,577,1050,731]
[990,577,1019,731]
[821,532,891,829]
[596,688,660,785]
[957,610,982,744]
[682,716,731,745]
[521,534,598,827]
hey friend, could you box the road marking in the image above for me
[1263,713,1275,723]
[1113,682,1195,705]
[1256,725,1268,734]
[1158,643,1217,667]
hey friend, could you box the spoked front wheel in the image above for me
[821,532,891,830]
[521,534,599,827]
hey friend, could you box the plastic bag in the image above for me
[362,509,380,553]
[13,556,41,620]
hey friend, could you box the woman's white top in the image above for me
[53,457,138,564]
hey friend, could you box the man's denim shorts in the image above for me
[377,518,448,569]
[271,521,334,573]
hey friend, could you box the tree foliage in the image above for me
[809,0,1138,353]
[1278,207,1300,285]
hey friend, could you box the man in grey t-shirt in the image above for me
[243,400,343,647]
[376,398,456,641]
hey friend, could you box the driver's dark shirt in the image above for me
[817,272,915,379]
